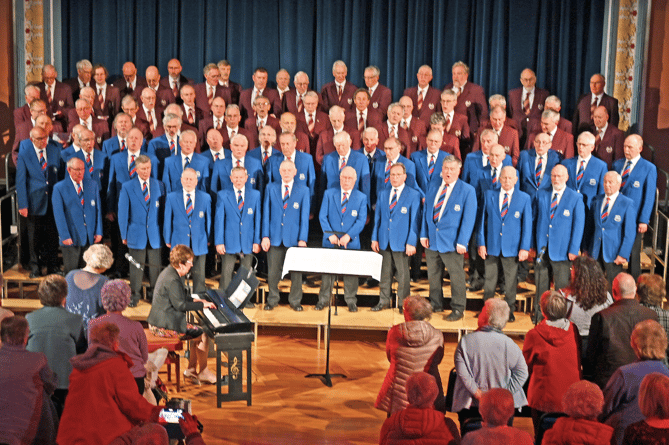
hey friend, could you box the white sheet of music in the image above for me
[282,247,382,281]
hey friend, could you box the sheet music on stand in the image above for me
[282,247,382,280]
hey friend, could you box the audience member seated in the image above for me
[379,372,460,445]
[622,373,669,444]
[542,380,614,445]
[601,319,669,444]
[65,244,113,332]
[376,296,445,415]
[89,279,148,394]
[460,388,533,445]
[452,299,528,429]
[26,274,87,416]
[560,256,613,360]
[57,321,161,444]
[637,273,669,358]
[523,290,581,440]
[0,316,58,445]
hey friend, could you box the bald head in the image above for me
[613,273,637,301]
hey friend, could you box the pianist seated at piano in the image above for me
[146,244,218,384]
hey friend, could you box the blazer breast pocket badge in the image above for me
[351,210,358,217]
[589,178,596,185]
[250,178,255,184]
[247,208,253,214]
[614,215,622,222]
[156,201,160,207]
[299,173,305,180]
[293,202,299,209]
[198,211,204,218]
[514,211,520,218]
[454,204,461,212]
[563,209,570,217]
[401,207,408,214]
[633,181,640,188]
[90,200,96,206]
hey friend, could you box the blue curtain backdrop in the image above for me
[60,0,605,118]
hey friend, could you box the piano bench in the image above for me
[145,329,184,392]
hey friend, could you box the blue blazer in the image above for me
[214,187,261,254]
[266,151,316,200]
[248,146,280,171]
[262,182,310,247]
[411,150,447,195]
[107,151,159,213]
[63,149,110,202]
[468,161,514,200]
[534,187,585,261]
[102,135,147,158]
[461,151,485,184]
[147,134,181,178]
[517,149,561,201]
[319,188,367,249]
[210,156,264,196]
[162,152,210,193]
[52,177,103,246]
[117,177,166,250]
[320,151,371,203]
[420,179,477,253]
[562,156,607,210]
[60,145,83,163]
[613,157,657,225]
[372,186,421,251]
[590,193,637,263]
[372,155,418,207]
[477,189,532,257]
[16,142,63,215]
[163,189,211,256]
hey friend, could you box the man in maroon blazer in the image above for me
[320,60,357,112]
[573,73,619,136]
[275,69,292,104]
[119,95,150,138]
[443,61,488,136]
[507,68,550,135]
[198,97,226,147]
[592,105,624,169]
[297,91,331,155]
[67,98,109,148]
[345,89,384,137]
[403,65,441,126]
[217,60,242,105]
[39,64,74,129]
[244,96,282,150]
[471,106,520,166]
[526,109,574,159]
[278,112,311,155]
[111,62,147,99]
[135,88,163,139]
[179,84,204,129]
[15,85,41,128]
[315,106,361,164]
[13,99,48,155]
[144,66,175,109]
[221,104,252,150]
[440,89,471,148]
[194,63,231,118]
[284,71,313,115]
[364,65,392,119]
[64,59,93,104]
[239,67,282,123]
[528,95,573,137]
[377,103,412,157]
[91,64,121,123]
[428,114,461,160]
[160,58,193,103]
[398,96,428,155]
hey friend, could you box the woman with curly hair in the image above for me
[560,255,612,358]
[637,273,669,358]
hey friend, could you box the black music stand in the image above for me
[281,247,382,387]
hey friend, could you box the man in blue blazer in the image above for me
[215,166,261,290]
[411,129,449,195]
[147,113,182,179]
[162,130,210,193]
[517,132,561,202]
[16,126,64,276]
[247,126,279,174]
[320,131,370,205]
[590,171,637,285]
[372,137,417,210]
[117,155,165,306]
[420,156,477,321]
[371,163,421,311]
[52,157,103,274]
[102,113,147,157]
[210,134,263,197]
[261,160,311,310]
[534,164,585,322]
[613,134,657,279]
[163,168,212,293]
[461,129,497,184]
[266,133,317,205]
[477,167,532,320]
[317,167,368,312]
[358,128,385,178]
[562,131,607,251]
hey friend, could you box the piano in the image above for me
[193,267,258,407]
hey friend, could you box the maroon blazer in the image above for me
[63,78,92,104]
[159,75,193,101]
[377,125,413,157]
[39,81,74,125]
[181,104,204,128]
[296,110,331,155]
[238,88,282,124]
[593,124,625,169]
[219,81,242,105]
[272,131,311,155]
[528,116,573,137]
[283,89,316,115]
[14,105,31,128]
[220,127,253,151]
[472,125,521,166]
[243,115,282,150]
[573,93,619,135]
[507,87,550,129]
[91,85,121,121]
[111,76,148,100]
[67,116,110,148]
[194,82,232,117]
[445,112,471,142]
[197,116,228,147]
[369,84,393,118]
[12,121,33,154]
[319,81,357,112]
[527,128,574,159]
[403,86,441,126]
[443,82,488,135]
[405,118,428,155]
[344,108,384,135]
[436,132,461,160]
[315,127,361,165]
[111,118,150,139]
[134,107,164,140]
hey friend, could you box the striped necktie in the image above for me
[142,181,149,204]
[214,152,220,161]
[433,184,448,223]
[621,161,631,187]
[384,160,392,183]
[601,197,610,222]
[169,139,176,156]
[77,183,84,206]
[576,160,585,188]
[428,154,435,178]
[535,156,543,185]
[86,153,93,174]
[491,167,497,186]
[283,185,289,210]
[39,150,47,173]
[339,156,346,172]
[237,189,244,212]
[121,139,126,151]
[341,191,348,214]
[186,193,193,222]
[184,156,190,170]
[389,188,398,213]
[550,192,558,219]
[129,154,136,178]
[501,192,509,219]
[262,150,270,165]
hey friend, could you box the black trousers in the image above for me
[219,252,254,290]
[425,249,467,313]
[128,246,162,303]
[266,245,303,306]
[23,212,59,273]
[483,254,519,312]
[61,243,89,275]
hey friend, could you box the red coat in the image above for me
[542,417,614,445]
[522,321,581,412]
[380,407,459,445]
